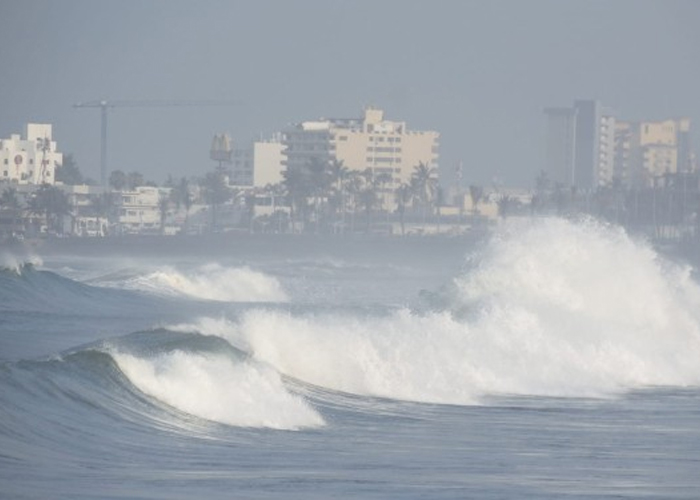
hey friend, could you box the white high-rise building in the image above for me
[544,100,615,189]
[231,136,285,188]
[0,124,63,185]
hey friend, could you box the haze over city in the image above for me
[3,0,700,188]
[4,2,700,498]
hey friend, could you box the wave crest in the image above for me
[116,263,288,302]
[185,219,700,404]
[111,348,324,430]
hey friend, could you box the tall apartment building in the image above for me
[615,118,693,188]
[282,107,439,209]
[544,100,615,189]
[231,136,285,188]
[543,107,577,188]
[0,124,63,185]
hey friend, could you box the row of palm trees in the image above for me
[0,158,441,237]
[0,184,71,235]
[530,170,700,241]
[277,158,439,233]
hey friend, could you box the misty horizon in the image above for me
[3,0,700,189]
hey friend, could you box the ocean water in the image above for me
[1,218,699,499]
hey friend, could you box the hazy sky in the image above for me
[2,0,699,188]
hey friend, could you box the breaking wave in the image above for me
[111,347,323,430]
[181,218,700,405]
[0,251,42,274]
[112,263,288,302]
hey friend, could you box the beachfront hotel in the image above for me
[281,107,439,210]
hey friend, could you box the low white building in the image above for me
[62,184,109,237]
[0,124,63,185]
[115,186,165,234]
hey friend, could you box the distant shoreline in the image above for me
[2,226,697,269]
[3,231,484,262]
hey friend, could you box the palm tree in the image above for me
[328,159,349,231]
[54,154,84,185]
[109,170,127,191]
[90,191,115,218]
[358,169,379,233]
[201,171,232,232]
[282,166,310,232]
[469,184,484,216]
[375,172,393,221]
[395,182,413,235]
[344,170,364,233]
[307,157,332,232]
[170,177,193,232]
[0,187,21,211]
[498,195,514,219]
[411,162,437,227]
[0,187,23,236]
[158,194,170,235]
[282,157,333,233]
[127,171,145,190]
[28,184,71,235]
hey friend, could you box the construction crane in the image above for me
[73,99,239,188]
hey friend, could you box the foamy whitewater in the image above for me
[2,218,699,499]
[97,263,289,302]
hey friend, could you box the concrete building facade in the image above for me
[231,137,285,188]
[544,107,577,187]
[544,100,615,190]
[282,107,439,209]
[115,186,163,234]
[614,118,693,188]
[0,124,63,185]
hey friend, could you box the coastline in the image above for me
[3,231,484,263]
[3,223,697,270]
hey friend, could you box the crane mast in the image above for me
[73,99,238,188]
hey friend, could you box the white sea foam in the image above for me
[120,263,288,302]
[0,251,43,273]
[187,218,700,405]
[112,349,324,430]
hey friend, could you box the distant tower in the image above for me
[544,107,578,188]
[210,133,232,172]
[544,100,615,190]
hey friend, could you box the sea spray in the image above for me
[106,263,288,302]
[176,218,700,404]
[0,251,43,274]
